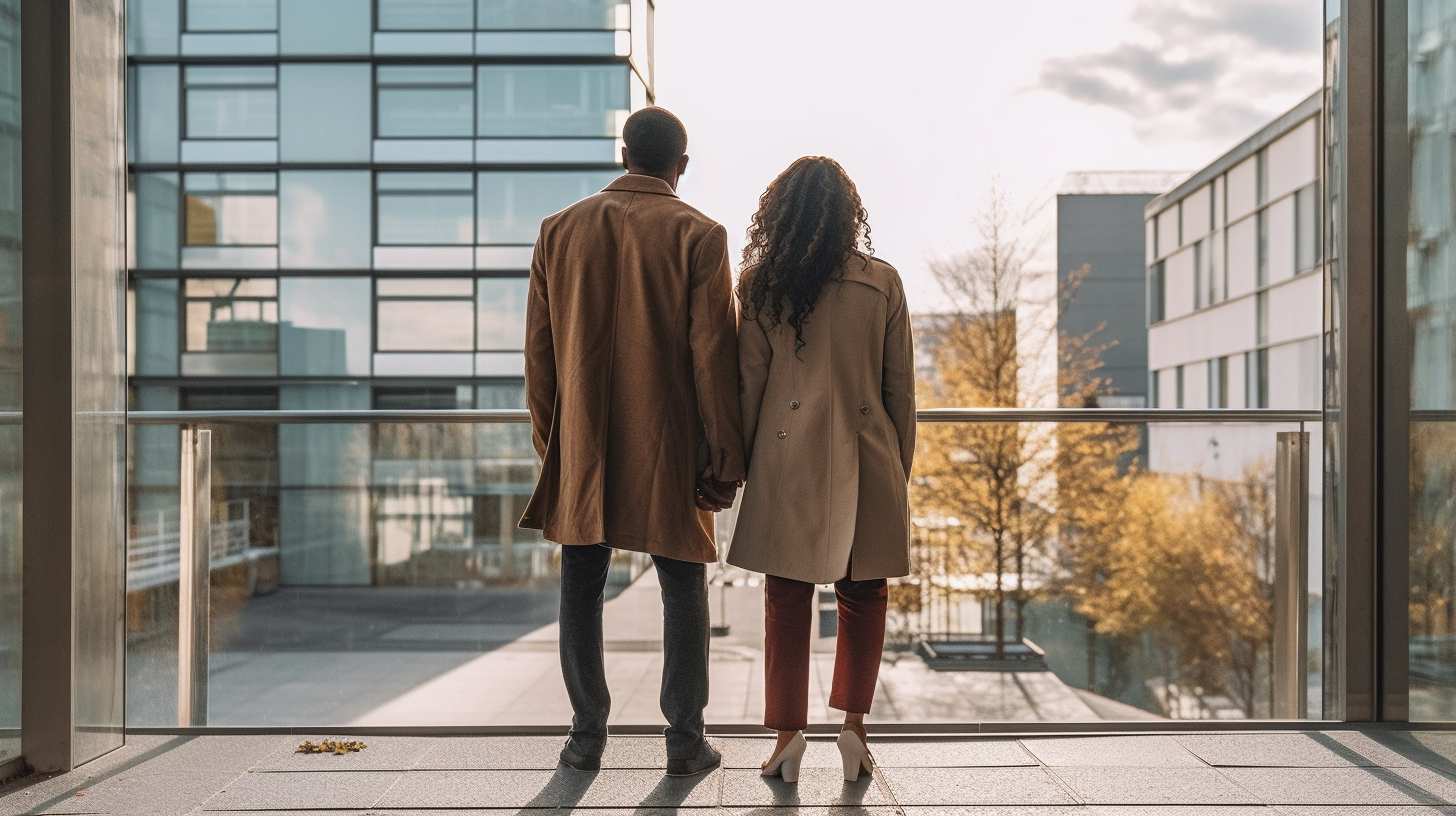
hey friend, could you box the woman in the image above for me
[728,157,916,784]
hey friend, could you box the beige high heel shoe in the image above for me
[760,731,807,783]
[837,728,872,782]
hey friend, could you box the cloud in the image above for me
[1036,0,1321,143]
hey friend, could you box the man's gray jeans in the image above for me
[558,544,710,760]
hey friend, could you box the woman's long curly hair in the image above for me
[740,156,872,354]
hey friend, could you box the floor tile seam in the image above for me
[1032,764,1089,807]
[366,770,409,811]
[1207,763,1286,806]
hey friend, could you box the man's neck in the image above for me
[626,168,679,191]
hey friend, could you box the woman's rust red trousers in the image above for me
[762,574,888,731]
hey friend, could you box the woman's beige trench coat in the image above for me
[727,255,916,584]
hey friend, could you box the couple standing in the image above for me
[520,106,916,783]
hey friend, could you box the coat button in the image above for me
[777,430,787,439]
[790,400,800,410]
[860,404,871,415]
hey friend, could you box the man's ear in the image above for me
[677,154,690,176]
[621,145,631,171]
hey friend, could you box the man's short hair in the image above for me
[622,107,688,173]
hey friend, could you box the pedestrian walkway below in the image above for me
[5,729,1456,814]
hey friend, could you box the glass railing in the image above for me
[1410,409,1456,721]
[124,407,1323,727]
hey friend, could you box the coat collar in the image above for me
[839,254,892,298]
[604,173,680,198]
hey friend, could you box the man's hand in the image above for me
[695,468,740,512]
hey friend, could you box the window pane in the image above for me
[186,172,277,193]
[280,171,371,268]
[135,279,180,376]
[186,278,277,297]
[185,88,277,139]
[378,0,473,30]
[477,0,622,30]
[186,66,277,85]
[135,65,180,163]
[378,88,473,138]
[136,173,181,269]
[477,65,627,137]
[186,0,277,31]
[185,193,278,246]
[280,0,371,54]
[378,172,472,191]
[377,278,473,297]
[378,194,473,244]
[377,300,474,351]
[280,64,371,161]
[280,278,371,375]
[476,170,617,244]
[476,278,527,350]
[185,277,279,352]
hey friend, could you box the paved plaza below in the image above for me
[7,730,1456,814]
[127,569,1151,728]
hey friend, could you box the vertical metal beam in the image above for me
[20,0,77,776]
[1273,431,1310,719]
[177,428,210,726]
[1334,0,1411,722]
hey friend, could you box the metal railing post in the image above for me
[176,426,211,726]
[1273,430,1310,719]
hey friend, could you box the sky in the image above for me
[651,0,1324,311]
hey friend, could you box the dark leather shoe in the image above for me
[665,741,721,777]
[559,742,602,772]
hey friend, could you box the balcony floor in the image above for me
[5,730,1456,814]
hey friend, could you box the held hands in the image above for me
[694,467,741,512]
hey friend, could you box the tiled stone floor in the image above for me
[4,731,1456,814]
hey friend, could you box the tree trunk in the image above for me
[994,534,1005,659]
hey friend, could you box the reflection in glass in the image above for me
[186,0,278,31]
[377,66,474,138]
[279,65,371,162]
[377,173,473,245]
[377,0,473,30]
[477,0,624,30]
[280,278,371,376]
[476,170,618,244]
[129,0,180,55]
[377,301,474,352]
[1408,2,1456,721]
[133,65,180,163]
[184,66,278,139]
[135,279,180,376]
[376,277,475,353]
[184,278,279,352]
[280,0,371,54]
[280,171,370,268]
[476,277,526,350]
[136,173,181,268]
[476,65,627,137]
[185,172,278,247]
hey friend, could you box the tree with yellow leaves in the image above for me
[914,185,1139,657]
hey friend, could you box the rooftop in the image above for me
[1058,170,1191,196]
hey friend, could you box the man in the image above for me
[520,107,744,776]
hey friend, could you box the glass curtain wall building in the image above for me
[125,0,649,724]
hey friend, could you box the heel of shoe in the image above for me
[779,750,802,783]
[761,731,807,783]
[837,729,871,782]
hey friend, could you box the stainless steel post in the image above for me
[176,427,211,726]
[1273,431,1310,719]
